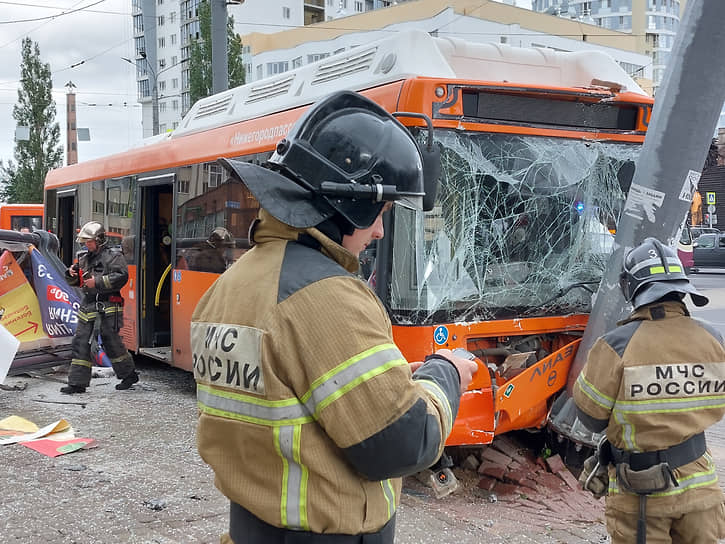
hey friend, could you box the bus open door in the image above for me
[136,175,173,361]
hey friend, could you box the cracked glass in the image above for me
[386,130,639,324]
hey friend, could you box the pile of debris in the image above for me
[468,436,603,524]
[416,435,604,527]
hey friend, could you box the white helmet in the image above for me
[76,221,106,245]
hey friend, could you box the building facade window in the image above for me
[282,6,291,18]
[355,1,362,11]
[159,36,166,48]
[171,34,177,45]
[307,53,329,63]
[267,61,289,75]
[158,15,165,25]
[292,56,303,68]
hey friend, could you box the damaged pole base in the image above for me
[414,467,459,499]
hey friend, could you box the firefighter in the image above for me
[189,227,231,273]
[192,91,478,543]
[574,237,725,543]
[61,221,139,394]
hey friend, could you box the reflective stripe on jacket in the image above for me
[192,210,460,535]
[574,300,725,515]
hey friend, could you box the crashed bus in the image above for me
[42,30,653,447]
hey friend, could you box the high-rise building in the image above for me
[531,0,687,95]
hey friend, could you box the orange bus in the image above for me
[44,30,653,446]
[0,203,43,232]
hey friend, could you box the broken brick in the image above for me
[544,453,566,474]
[556,468,582,491]
[537,472,566,492]
[479,464,507,481]
[491,435,524,459]
[461,454,480,472]
[477,475,497,491]
[493,482,521,496]
[480,446,513,466]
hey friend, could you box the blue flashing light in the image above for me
[574,201,585,214]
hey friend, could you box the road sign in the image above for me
[707,192,716,204]
[708,204,716,213]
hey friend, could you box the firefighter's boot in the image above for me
[116,371,139,390]
[60,384,86,395]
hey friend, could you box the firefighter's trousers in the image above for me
[68,303,135,387]
[606,502,725,544]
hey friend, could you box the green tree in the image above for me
[0,38,63,203]
[189,0,246,106]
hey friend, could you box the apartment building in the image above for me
[531,0,687,95]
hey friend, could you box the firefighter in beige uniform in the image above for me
[191,91,478,543]
[574,237,725,543]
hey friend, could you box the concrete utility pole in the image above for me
[550,0,725,445]
[65,81,78,165]
[210,0,229,94]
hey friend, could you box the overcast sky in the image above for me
[0,0,142,168]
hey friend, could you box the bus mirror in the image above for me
[391,111,440,212]
[421,142,441,212]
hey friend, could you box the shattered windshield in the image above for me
[387,130,639,324]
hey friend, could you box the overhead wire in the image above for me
[0,0,107,24]
[0,0,126,16]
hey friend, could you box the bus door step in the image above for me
[139,347,172,362]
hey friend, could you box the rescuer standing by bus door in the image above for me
[574,237,725,543]
[191,91,478,543]
[60,221,139,394]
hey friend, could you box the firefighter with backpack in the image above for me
[61,221,138,394]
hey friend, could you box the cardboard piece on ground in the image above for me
[22,437,97,457]
[0,322,20,384]
[0,415,39,433]
[0,415,39,439]
[0,419,71,445]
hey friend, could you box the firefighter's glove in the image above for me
[579,454,608,499]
